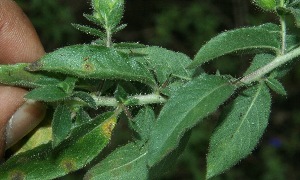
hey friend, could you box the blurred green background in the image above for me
[15,0,300,179]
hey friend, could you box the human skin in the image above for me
[0,0,46,159]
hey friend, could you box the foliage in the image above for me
[1,0,300,179]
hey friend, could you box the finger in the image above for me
[0,0,45,63]
[0,87,26,157]
[0,0,46,157]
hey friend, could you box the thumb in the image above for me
[0,0,46,157]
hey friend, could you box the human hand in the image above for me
[0,0,46,158]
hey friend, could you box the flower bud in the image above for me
[91,0,124,28]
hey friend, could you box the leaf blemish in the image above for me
[25,61,42,71]
[83,62,95,72]
[9,170,25,180]
[60,159,77,173]
[101,117,117,138]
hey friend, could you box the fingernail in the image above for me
[5,100,46,149]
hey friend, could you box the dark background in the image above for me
[15,0,300,179]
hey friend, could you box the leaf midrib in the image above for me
[233,84,262,140]
[208,84,263,174]
[93,151,148,178]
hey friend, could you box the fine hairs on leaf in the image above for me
[1,0,300,179]
[148,74,236,166]
[206,83,271,179]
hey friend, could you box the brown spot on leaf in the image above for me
[101,117,117,138]
[83,62,95,72]
[25,61,42,71]
[9,170,25,180]
[60,159,77,173]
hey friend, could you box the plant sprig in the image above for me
[0,0,300,179]
[73,0,126,47]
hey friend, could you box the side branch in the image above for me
[240,46,300,84]
[92,94,167,107]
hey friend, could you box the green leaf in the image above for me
[26,45,156,86]
[0,113,117,179]
[24,76,76,102]
[258,23,280,32]
[84,142,148,180]
[25,85,70,102]
[84,107,155,179]
[0,63,64,88]
[244,54,275,76]
[92,0,124,29]
[15,126,52,155]
[286,34,299,52]
[72,91,97,109]
[128,46,194,84]
[160,81,186,97]
[83,13,102,26]
[72,24,105,38]
[244,54,291,79]
[206,84,271,179]
[149,130,191,179]
[52,105,72,148]
[113,42,146,49]
[189,25,281,68]
[266,78,287,95]
[148,74,236,166]
[75,108,92,126]
[130,107,155,141]
[105,0,124,29]
[112,24,127,33]
[114,85,128,103]
[57,77,77,94]
[289,0,300,6]
[289,7,300,27]
[253,0,277,11]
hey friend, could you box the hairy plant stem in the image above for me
[280,15,287,55]
[240,46,300,84]
[92,94,167,107]
[239,6,293,85]
[103,14,112,48]
[106,29,112,47]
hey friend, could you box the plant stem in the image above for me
[240,46,300,84]
[106,29,112,47]
[103,14,112,48]
[239,2,292,85]
[280,15,287,55]
[92,93,167,107]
